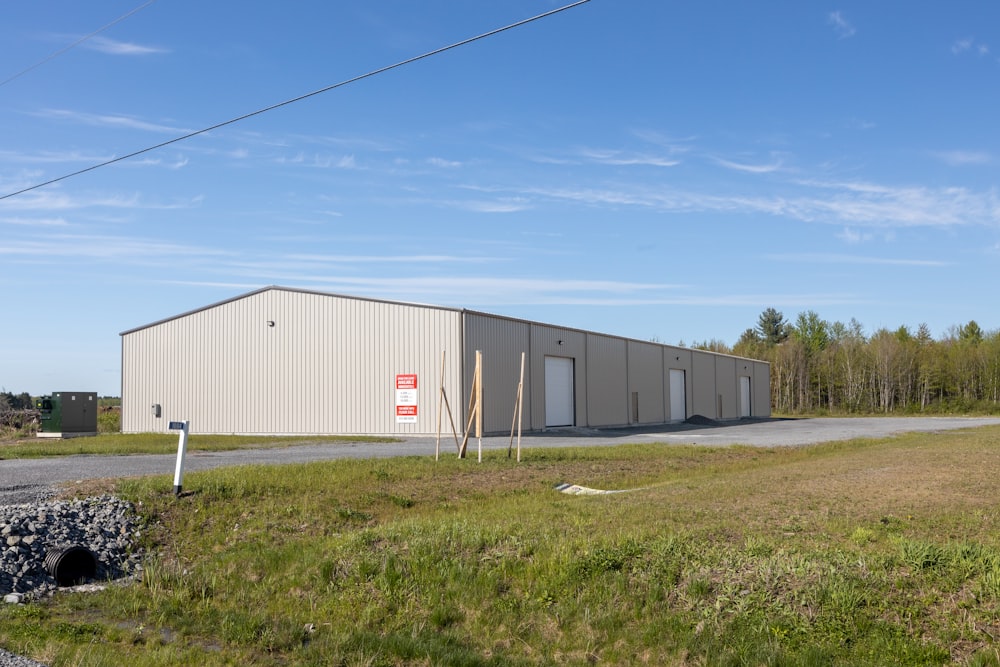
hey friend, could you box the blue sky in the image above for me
[2,1,998,397]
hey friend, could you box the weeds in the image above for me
[4,426,1000,664]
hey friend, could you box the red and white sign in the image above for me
[395,374,418,423]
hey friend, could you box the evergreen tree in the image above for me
[756,308,790,346]
[960,320,984,345]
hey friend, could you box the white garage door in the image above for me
[739,376,752,418]
[545,356,575,427]
[669,369,686,421]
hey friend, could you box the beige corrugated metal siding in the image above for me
[123,288,771,436]
[122,288,462,435]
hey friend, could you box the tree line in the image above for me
[691,308,1000,415]
[0,390,33,412]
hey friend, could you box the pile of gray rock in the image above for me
[1,495,143,604]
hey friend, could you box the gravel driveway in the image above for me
[4,417,1000,506]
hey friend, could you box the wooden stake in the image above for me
[476,350,483,463]
[436,350,461,460]
[508,352,525,460]
[516,352,525,462]
[459,351,481,459]
[442,385,460,453]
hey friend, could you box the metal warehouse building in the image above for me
[120,286,770,435]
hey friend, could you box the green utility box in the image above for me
[36,392,98,438]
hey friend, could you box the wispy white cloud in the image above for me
[0,149,116,164]
[0,216,68,227]
[764,252,949,267]
[275,152,357,169]
[828,11,856,39]
[0,189,203,213]
[952,37,991,56]
[427,157,462,168]
[953,37,974,54]
[837,227,873,244]
[244,274,682,300]
[711,156,783,174]
[931,150,992,166]
[437,196,531,213]
[284,254,499,264]
[630,130,698,149]
[432,185,534,213]
[33,109,191,134]
[0,233,232,260]
[147,277,867,310]
[797,180,1000,226]
[526,140,686,168]
[121,155,190,170]
[579,148,681,167]
[284,132,398,153]
[82,36,167,56]
[515,178,1000,228]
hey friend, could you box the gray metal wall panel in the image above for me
[714,355,737,419]
[627,341,666,424]
[462,314,531,435]
[691,351,717,418]
[585,334,628,427]
[529,325,586,430]
[121,289,462,435]
[754,361,771,417]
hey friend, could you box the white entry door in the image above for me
[739,376,752,418]
[669,369,686,421]
[545,356,575,427]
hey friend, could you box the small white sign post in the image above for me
[169,420,190,497]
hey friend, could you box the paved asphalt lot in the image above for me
[2,417,1000,504]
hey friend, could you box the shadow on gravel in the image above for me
[522,416,797,439]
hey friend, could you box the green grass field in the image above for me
[4,426,1000,665]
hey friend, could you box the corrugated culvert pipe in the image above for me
[44,546,97,586]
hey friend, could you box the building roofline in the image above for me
[119,285,768,367]
[460,307,768,365]
[118,285,463,336]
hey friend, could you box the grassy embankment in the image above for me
[3,426,1000,665]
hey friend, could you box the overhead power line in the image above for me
[0,0,159,89]
[0,0,592,201]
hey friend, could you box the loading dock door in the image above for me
[739,376,752,418]
[669,369,686,421]
[545,356,575,427]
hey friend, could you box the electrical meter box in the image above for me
[35,392,98,438]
